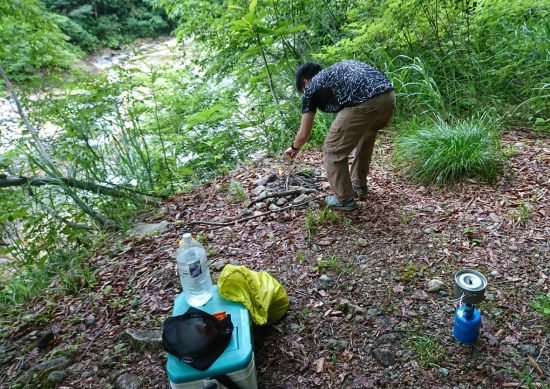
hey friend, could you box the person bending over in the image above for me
[284,60,395,211]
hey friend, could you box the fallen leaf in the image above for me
[318,238,333,246]
[528,355,544,376]
[342,349,354,362]
[393,284,405,293]
[312,357,325,373]
[325,361,337,372]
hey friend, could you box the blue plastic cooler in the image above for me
[166,286,257,388]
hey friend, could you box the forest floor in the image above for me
[1,129,548,389]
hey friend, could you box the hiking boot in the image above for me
[353,185,368,196]
[325,195,357,211]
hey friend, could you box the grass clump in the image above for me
[395,117,502,185]
[407,335,446,368]
[532,293,550,318]
[304,207,340,240]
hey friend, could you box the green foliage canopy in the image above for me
[0,0,79,80]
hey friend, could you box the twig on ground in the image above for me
[188,195,323,228]
[78,318,111,362]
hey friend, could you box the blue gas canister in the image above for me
[453,269,487,344]
[453,305,481,344]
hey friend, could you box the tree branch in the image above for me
[0,64,117,229]
[0,175,164,201]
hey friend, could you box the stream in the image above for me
[0,37,182,154]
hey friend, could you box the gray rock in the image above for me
[327,339,349,351]
[439,367,449,377]
[116,373,141,389]
[0,347,16,366]
[372,347,396,367]
[293,193,310,204]
[210,258,229,272]
[338,339,350,350]
[253,202,265,210]
[375,315,392,329]
[412,290,429,300]
[317,274,333,290]
[427,279,445,293]
[355,255,368,263]
[423,227,433,234]
[36,328,55,350]
[276,197,288,206]
[438,290,449,297]
[17,357,72,385]
[338,299,365,316]
[357,238,368,247]
[123,329,162,352]
[490,270,499,277]
[127,221,169,238]
[47,370,66,386]
[85,315,96,326]
[252,174,276,187]
[289,323,302,333]
[518,343,539,357]
[81,371,94,379]
[308,201,320,209]
[269,203,280,211]
[251,185,266,196]
[366,308,381,319]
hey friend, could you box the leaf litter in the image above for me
[0,129,548,388]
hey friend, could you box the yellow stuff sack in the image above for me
[217,264,288,326]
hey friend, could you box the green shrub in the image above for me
[395,117,502,185]
[0,0,80,81]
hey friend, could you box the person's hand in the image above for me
[283,146,299,160]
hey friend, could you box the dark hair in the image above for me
[295,62,322,92]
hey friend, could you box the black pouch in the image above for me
[162,307,233,370]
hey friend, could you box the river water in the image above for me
[0,37,182,154]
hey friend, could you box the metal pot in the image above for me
[454,269,487,305]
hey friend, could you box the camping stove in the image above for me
[453,269,487,344]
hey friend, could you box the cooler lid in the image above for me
[166,286,253,383]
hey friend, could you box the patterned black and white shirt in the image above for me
[301,60,393,113]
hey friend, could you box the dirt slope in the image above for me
[1,129,548,388]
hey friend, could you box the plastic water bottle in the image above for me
[176,233,212,306]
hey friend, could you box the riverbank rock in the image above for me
[412,290,429,300]
[427,279,445,292]
[123,329,162,352]
[116,372,141,389]
[16,357,72,386]
[47,370,67,387]
[338,298,365,316]
[372,347,396,367]
[127,221,169,238]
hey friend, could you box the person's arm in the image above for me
[284,111,316,158]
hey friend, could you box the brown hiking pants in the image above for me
[323,90,396,201]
